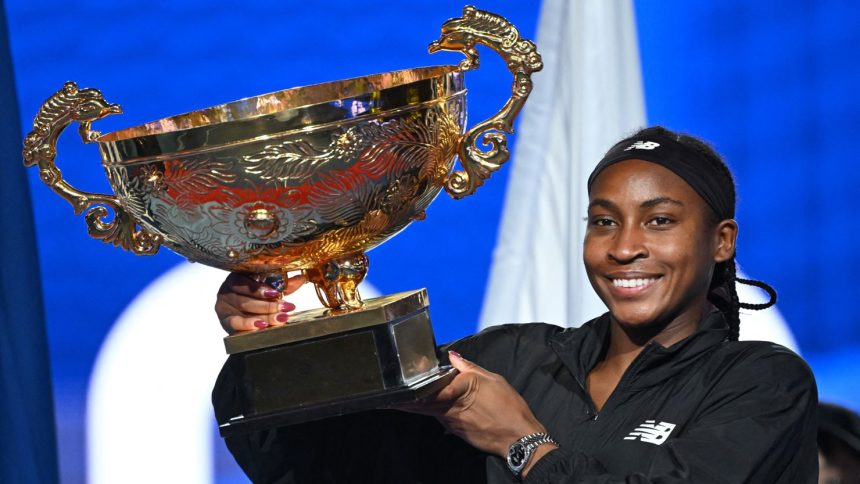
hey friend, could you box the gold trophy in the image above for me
[23,6,541,435]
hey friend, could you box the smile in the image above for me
[611,277,659,289]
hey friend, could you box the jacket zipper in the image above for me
[575,343,656,421]
[571,373,599,420]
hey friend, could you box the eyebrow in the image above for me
[588,197,684,210]
[641,197,684,208]
[588,198,616,210]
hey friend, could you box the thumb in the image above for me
[448,350,479,373]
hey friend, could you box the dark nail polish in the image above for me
[280,302,296,312]
[275,312,289,323]
[254,320,269,329]
[449,350,462,360]
[263,289,280,298]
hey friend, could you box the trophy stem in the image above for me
[303,253,368,310]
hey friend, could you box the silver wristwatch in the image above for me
[506,432,558,478]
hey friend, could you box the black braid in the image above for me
[720,259,743,342]
[626,126,777,341]
[736,277,778,311]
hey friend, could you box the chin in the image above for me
[607,305,664,329]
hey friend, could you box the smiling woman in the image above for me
[212,126,818,483]
[585,158,729,337]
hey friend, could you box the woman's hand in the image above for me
[215,272,306,334]
[406,351,557,466]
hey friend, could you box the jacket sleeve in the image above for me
[212,355,334,483]
[523,345,819,484]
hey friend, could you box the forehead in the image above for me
[589,159,706,208]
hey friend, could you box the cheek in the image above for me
[652,235,691,261]
[582,235,602,278]
[654,231,715,284]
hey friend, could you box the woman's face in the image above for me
[583,159,736,331]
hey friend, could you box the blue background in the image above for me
[5,0,859,481]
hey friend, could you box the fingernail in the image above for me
[263,289,280,298]
[448,350,462,360]
[275,312,289,323]
[279,302,296,312]
[253,320,269,329]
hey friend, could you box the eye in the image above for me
[647,216,675,227]
[589,216,616,227]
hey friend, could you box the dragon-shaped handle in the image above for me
[22,81,161,255]
[429,5,543,199]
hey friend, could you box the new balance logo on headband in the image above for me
[624,420,676,445]
[624,140,660,151]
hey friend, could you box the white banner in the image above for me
[480,0,645,329]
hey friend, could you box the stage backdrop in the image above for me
[4,0,859,482]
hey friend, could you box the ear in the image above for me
[713,219,738,263]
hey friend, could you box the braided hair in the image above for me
[628,126,777,341]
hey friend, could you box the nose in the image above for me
[607,224,648,264]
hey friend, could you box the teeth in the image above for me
[612,277,657,288]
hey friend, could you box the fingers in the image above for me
[217,289,295,315]
[216,299,297,333]
[283,274,307,296]
[218,313,273,334]
[218,273,306,299]
[430,380,471,410]
[215,272,305,335]
[421,360,476,408]
[218,273,280,299]
[395,380,464,415]
[423,351,485,405]
[430,351,507,413]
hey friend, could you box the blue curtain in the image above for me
[0,1,60,482]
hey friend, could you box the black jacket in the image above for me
[213,312,818,483]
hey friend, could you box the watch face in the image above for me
[509,442,526,468]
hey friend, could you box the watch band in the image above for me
[506,432,558,478]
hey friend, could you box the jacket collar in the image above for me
[549,310,730,390]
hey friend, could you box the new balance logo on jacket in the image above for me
[624,420,676,445]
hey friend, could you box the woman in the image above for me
[213,126,818,482]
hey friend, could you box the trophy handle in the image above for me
[429,5,543,199]
[22,81,161,255]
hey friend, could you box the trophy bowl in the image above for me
[50,65,468,309]
[24,6,542,432]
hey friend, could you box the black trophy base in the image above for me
[217,289,453,437]
[218,365,456,436]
